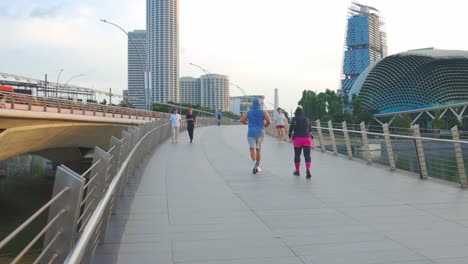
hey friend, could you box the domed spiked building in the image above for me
[349,49,468,115]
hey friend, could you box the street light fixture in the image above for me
[55,69,63,98]
[189,62,218,113]
[62,74,84,90]
[100,19,150,110]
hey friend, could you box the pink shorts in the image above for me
[293,137,313,148]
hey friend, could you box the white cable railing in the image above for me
[266,120,468,188]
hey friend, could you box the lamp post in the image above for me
[100,19,149,110]
[62,74,84,90]
[189,63,218,113]
[56,69,63,98]
[230,82,247,96]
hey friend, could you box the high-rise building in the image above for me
[230,95,265,116]
[147,0,179,103]
[200,74,230,111]
[180,77,200,105]
[341,2,387,94]
[127,30,147,109]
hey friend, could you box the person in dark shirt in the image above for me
[186,107,197,143]
[288,106,313,179]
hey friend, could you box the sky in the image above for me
[1,0,468,112]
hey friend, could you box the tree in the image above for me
[392,114,413,128]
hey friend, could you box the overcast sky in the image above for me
[1,0,468,112]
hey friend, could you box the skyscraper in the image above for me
[180,77,200,105]
[341,2,387,94]
[147,0,179,103]
[127,30,146,109]
[200,74,230,111]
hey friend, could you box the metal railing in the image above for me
[266,120,468,188]
[0,91,164,121]
[0,117,236,263]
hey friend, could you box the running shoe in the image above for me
[293,171,300,176]
[253,161,259,174]
[306,170,311,179]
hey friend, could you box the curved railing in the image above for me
[0,91,162,121]
[266,120,468,188]
[0,118,237,263]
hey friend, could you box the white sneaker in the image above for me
[257,166,262,172]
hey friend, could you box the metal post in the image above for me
[342,121,353,159]
[451,126,467,187]
[10,94,14,109]
[383,124,396,170]
[28,97,32,111]
[360,122,372,164]
[82,103,85,115]
[57,101,61,113]
[315,120,326,152]
[43,166,84,263]
[328,120,338,155]
[43,97,47,112]
[412,124,428,179]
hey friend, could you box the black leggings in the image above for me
[294,146,311,163]
[187,124,194,141]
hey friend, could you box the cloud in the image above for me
[29,3,64,18]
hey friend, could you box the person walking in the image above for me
[170,107,181,143]
[240,98,272,174]
[275,107,287,143]
[186,107,197,143]
[0,94,6,109]
[217,110,222,126]
[288,106,313,179]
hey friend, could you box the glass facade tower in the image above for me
[127,30,146,109]
[147,0,179,103]
[341,2,387,94]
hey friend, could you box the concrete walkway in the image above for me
[94,125,468,264]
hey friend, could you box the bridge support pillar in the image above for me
[412,125,428,179]
[328,121,338,155]
[383,124,396,170]
[360,122,372,164]
[342,121,353,159]
[451,126,467,187]
[315,120,326,152]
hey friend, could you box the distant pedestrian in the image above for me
[288,106,313,179]
[170,107,181,143]
[275,107,287,143]
[186,107,197,143]
[0,94,6,109]
[217,110,222,126]
[240,98,272,174]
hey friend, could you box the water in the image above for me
[0,155,55,262]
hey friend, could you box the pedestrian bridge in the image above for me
[2,122,468,264]
[94,126,468,264]
[0,92,160,163]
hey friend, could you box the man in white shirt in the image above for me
[170,108,181,143]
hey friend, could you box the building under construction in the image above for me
[340,1,388,94]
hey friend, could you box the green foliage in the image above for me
[431,117,444,129]
[392,114,413,128]
[298,90,373,124]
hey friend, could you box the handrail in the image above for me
[65,122,169,263]
[0,187,69,249]
[310,126,468,145]
[0,91,161,120]
[1,117,234,263]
